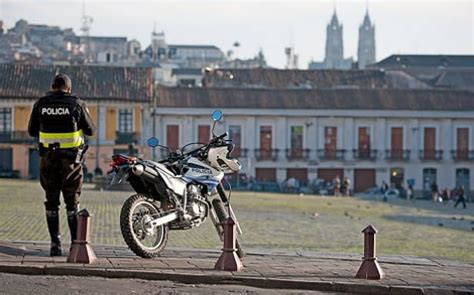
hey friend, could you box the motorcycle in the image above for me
[108,110,244,258]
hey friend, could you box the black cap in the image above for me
[51,74,72,90]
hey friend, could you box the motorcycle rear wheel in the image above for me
[120,194,168,258]
[212,199,244,258]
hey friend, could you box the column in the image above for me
[276,116,287,161]
[343,118,354,161]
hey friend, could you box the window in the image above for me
[324,126,337,156]
[457,128,469,159]
[118,109,133,133]
[290,126,303,158]
[166,125,179,150]
[423,127,436,159]
[358,127,371,157]
[198,125,210,143]
[390,127,403,158]
[229,125,242,156]
[0,108,12,133]
[259,125,272,158]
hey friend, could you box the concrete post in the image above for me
[67,209,97,264]
[215,217,243,272]
[356,225,384,280]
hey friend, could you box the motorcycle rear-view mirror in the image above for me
[212,110,223,122]
[147,137,160,148]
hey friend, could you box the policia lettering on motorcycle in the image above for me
[28,74,96,256]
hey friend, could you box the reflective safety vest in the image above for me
[39,130,84,149]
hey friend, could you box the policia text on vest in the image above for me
[28,76,96,256]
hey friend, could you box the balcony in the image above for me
[0,131,36,144]
[115,131,139,145]
[317,149,346,161]
[352,149,378,161]
[254,148,279,161]
[385,149,410,161]
[232,148,248,158]
[285,148,310,161]
[451,150,474,161]
[419,149,443,161]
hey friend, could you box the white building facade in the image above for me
[151,87,474,198]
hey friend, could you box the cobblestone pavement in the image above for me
[0,241,472,294]
[0,179,473,264]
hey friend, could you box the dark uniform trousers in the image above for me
[40,153,83,212]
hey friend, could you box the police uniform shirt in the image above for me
[28,90,96,149]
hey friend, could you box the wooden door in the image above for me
[317,168,344,182]
[391,127,403,158]
[0,148,13,171]
[260,126,272,159]
[354,169,376,193]
[358,127,370,158]
[457,128,469,159]
[424,127,436,159]
[324,127,337,157]
[198,125,210,143]
[166,125,179,150]
[255,168,276,182]
[287,168,308,186]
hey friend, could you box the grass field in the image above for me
[0,179,472,263]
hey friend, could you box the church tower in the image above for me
[357,10,376,69]
[324,10,344,69]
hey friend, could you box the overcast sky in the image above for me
[0,0,472,68]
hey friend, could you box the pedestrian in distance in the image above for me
[431,181,439,202]
[381,180,389,195]
[28,74,96,256]
[454,185,467,209]
[407,184,414,201]
[333,175,341,196]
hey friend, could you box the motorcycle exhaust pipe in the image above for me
[132,164,159,181]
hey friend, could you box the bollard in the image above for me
[214,217,243,271]
[67,209,97,264]
[356,224,384,280]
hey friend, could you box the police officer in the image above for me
[28,74,95,256]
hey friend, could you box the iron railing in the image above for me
[352,149,378,161]
[451,150,474,161]
[285,148,311,161]
[0,131,36,144]
[317,149,346,161]
[254,148,279,161]
[115,131,139,145]
[385,149,411,161]
[419,149,443,161]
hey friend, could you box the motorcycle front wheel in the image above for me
[120,194,168,258]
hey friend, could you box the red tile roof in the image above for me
[157,87,474,111]
[202,68,430,89]
[0,64,153,101]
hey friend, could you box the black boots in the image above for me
[67,210,78,245]
[46,210,61,256]
[46,210,78,256]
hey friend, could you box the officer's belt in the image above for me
[39,130,84,149]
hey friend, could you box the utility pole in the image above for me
[81,0,93,63]
[94,81,100,173]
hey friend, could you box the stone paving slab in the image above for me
[0,240,472,294]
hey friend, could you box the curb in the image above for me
[0,264,472,294]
